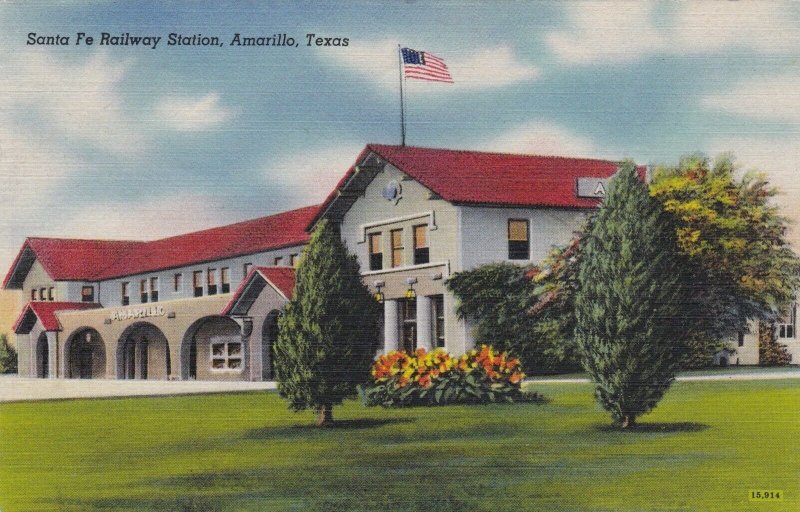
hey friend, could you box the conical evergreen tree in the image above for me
[274,220,381,426]
[575,162,691,428]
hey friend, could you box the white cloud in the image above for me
[0,50,147,155]
[153,93,236,131]
[57,193,241,241]
[702,74,800,123]
[265,143,365,205]
[477,121,611,159]
[547,1,800,65]
[318,40,539,92]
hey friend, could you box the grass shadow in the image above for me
[593,422,710,434]
[242,417,414,440]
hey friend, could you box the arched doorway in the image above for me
[65,328,106,379]
[116,323,171,380]
[181,316,244,380]
[36,333,49,378]
[262,310,281,380]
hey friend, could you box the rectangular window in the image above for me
[400,298,417,353]
[290,254,299,267]
[31,289,37,301]
[243,262,253,277]
[121,282,130,306]
[149,277,159,302]
[433,295,446,348]
[413,224,429,265]
[221,267,230,294]
[140,279,148,303]
[274,256,283,266]
[368,232,383,271]
[508,219,530,260]
[48,287,54,301]
[210,339,243,370]
[173,273,183,293]
[778,303,797,339]
[40,288,46,302]
[207,268,218,295]
[81,285,95,303]
[193,271,204,297]
[737,331,745,347]
[391,229,404,268]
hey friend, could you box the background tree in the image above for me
[0,334,17,374]
[575,161,692,428]
[446,248,582,374]
[649,154,800,353]
[273,220,381,426]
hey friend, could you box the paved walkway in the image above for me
[1,370,798,403]
[529,370,800,384]
[0,376,275,403]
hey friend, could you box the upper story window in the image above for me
[368,232,383,271]
[207,268,218,295]
[274,256,283,266]
[413,224,429,265]
[391,229,404,268]
[47,287,54,301]
[140,279,148,303]
[508,219,530,260]
[81,285,95,303]
[149,277,159,303]
[39,288,46,302]
[221,267,230,294]
[290,254,299,267]
[193,271,204,297]
[778,303,797,339]
[243,262,252,277]
[173,273,183,293]
[31,289,37,301]
[121,282,130,306]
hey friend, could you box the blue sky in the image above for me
[0,0,798,270]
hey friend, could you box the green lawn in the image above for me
[1,380,797,512]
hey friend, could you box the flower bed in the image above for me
[361,345,530,407]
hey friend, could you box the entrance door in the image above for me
[139,340,149,380]
[37,335,49,378]
[400,299,417,353]
[78,342,93,379]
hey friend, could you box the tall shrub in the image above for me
[273,220,381,426]
[0,334,17,374]
[575,162,691,428]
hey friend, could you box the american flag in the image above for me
[401,48,454,84]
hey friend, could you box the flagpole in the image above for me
[397,45,406,147]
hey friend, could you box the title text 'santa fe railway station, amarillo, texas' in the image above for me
[5,145,798,380]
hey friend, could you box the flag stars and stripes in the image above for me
[401,47,454,84]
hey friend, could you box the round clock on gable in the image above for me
[382,180,402,203]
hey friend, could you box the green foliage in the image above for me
[273,220,381,423]
[650,154,800,341]
[575,161,692,427]
[0,334,17,374]
[446,258,581,374]
[758,322,792,366]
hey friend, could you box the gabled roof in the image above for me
[13,302,102,334]
[221,266,296,316]
[3,205,319,288]
[310,144,637,228]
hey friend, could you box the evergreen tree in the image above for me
[274,220,381,426]
[758,322,792,366]
[575,161,691,428]
[0,334,17,374]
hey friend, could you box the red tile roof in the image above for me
[3,205,319,287]
[311,144,637,228]
[221,266,295,315]
[13,301,102,333]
